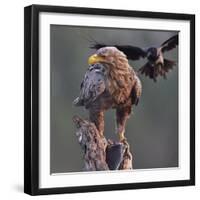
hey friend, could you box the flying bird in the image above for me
[91,34,178,82]
[73,47,142,142]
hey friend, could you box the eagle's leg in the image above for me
[89,109,104,137]
[116,106,131,142]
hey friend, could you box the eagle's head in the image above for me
[88,47,128,67]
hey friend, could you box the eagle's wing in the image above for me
[73,63,106,108]
[131,75,142,105]
[91,43,147,60]
[161,34,178,53]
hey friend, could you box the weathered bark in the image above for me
[73,116,109,171]
[73,115,133,171]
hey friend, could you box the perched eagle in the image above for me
[91,34,178,82]
[73,47,142,141]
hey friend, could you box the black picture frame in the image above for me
[24,4,195,196]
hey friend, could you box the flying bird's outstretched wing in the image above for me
[91,34,178,62]
[161,34,178,52]
[73,63,106,108]
[91,44,147,60]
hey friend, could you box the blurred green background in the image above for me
[50,25,178,173]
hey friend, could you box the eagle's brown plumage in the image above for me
[74,47,142,141]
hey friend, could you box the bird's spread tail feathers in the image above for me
[139,58,176,82]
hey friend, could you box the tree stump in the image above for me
[73,115,133,171]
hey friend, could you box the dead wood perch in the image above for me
[73,115,133,171]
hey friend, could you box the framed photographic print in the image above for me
[24,4,195,195]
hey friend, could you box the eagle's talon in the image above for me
[119,131,126,143]
[120,138,127,144]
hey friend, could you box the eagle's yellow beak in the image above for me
[88,54,105,65]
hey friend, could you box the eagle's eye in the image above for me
[98,51,108,57]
